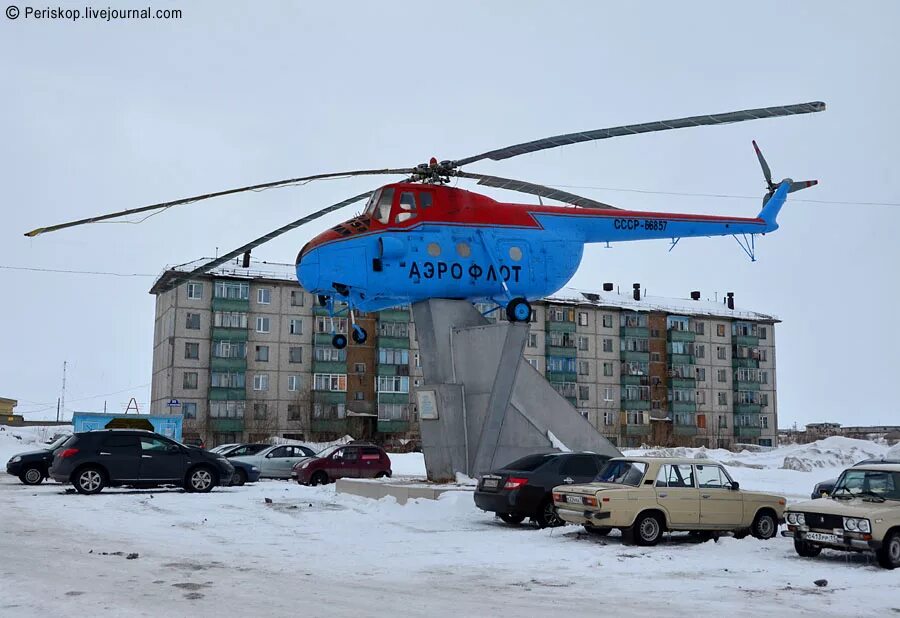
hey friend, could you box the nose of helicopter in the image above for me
[296,243,320,291]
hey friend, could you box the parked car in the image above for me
[229,458,261,486]
[49,429,234,494]
[5,434,71,485]
[553,457,786,545]
[231,444,316,479]
[217,443,271,458]
[292,443,392,485]
[475,452,612,528]
[784,463,900,569]
[182,436,205,449]
[811,458,900,499]
[209,443,240,454]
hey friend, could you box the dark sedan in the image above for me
[50,429,234,494]
[6,434,71,485]
[475,452,612,528]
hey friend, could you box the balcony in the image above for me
[734,335,760,346]
[208,387,246,401]
[546,345,577,358]
[621,375,650,386]
[377,420,410,433]
[668,353,695,365]
[671,401,697,413]
[377,336,410,350]
[211,327,248,342]
[314,332,335,346]
[312,419,350,434]
[668,330,696,343]
[212,297,249,312]
[546,320,576,333]
[625,424,651,436]
[734,426,762,439]
[674,424,699,437]
[313,360,347,374]
[210,357,247,372]
[378,308,411,322]
[376,364,410,376]
[734,380,761,392]
[620,350,650,362]
[546,371,577,383]
[210,418,244,432]
[734,403,762,414]
[312,391,346,404]
[670,377,695,389]
[377,392,409,405]
[622,399,650,411]
[620,326,649,338]
[732,358,760,369]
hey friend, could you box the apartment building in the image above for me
[150,261,778,449]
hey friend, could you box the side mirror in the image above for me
[729,481,740,491]
[166,444,181,454]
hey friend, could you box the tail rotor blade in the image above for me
[787,179,818,193]
[752,140,774,188]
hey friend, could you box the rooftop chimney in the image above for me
[726,292,735,310]
[690,291,701,301]
[602,282,614,292]
[632,283,641,301]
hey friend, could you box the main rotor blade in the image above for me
[453,102,825,167]
[788,179,818,193]
[456,171,619,210]
[24,168,413,237]
[154,190,374,293]
[752,140,774,187]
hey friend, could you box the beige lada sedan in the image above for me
[553,457,786,545]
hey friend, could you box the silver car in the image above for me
[230,444,315,479]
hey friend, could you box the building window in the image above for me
[578,311,589,326]
[253,374,269,391]
[288,375,300,391]
[186,282,203,300]
[717,369,727,383]
[693,321,705,335]
[209,400,245,418]
[185,313,200,330]
[183,372,198,389]
[253,403,268,419]
[651,352,661,362]
[214,281,249,300]
[603,411,615,425]
[547,356,577,373]
[256,345,269,362]
[212,340,246,359]
[761,415,769,429]
[760,392,769,406]
[626,411,646,425]
[378,348,409,365]
[718,415,728,428]
[578,361,590,376]
[759,326,767,340]
[414,352,421,368]
[184,342,199,360]
[290,290,305,306]
[288,404,303,421]
[257,288,271,304]
[379,403,409,421]
[377,375,409,393]
[696,390,706,405]
[211,372,245,388]
[717,346,727,360]
[182,402,197,419]
[621,312,647,328]
[354,363,366,373]
[551,382,577,398]
[716,324,725,337]
[695,367,706,381]
[316,316,347,334]
[214,311,248,329]
[578,385,590,401]
[256,317,270,333]
[577,336,589,352]
[289,319,303,335]
[602,338,613,353]
[289,347,303,364]
[312,402,345,419]
[379,321,409,338]
[528,333,538,348]
[354,391,364,401]
[602,314,613,328]
[315,346,346,362]
[695,344,705,359]
[314,373,347,392]
[527,358,539,370]
[603,386,614,402]
[717,391,728,406]
[602,361,613,377]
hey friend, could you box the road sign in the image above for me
[167,399,181,407]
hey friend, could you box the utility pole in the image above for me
[104,400,107,413]
[56,398,60,422]
[60,361,67,421]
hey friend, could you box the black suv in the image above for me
[49,430,235,495]
[475,452,612,527]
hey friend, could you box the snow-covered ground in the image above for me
[1,427,898,617]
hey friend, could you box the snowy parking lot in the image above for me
[1,428,898,617]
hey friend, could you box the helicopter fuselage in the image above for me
[296,181,785,313]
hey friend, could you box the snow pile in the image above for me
[270,434,353,452]
[779,436,890,472]
[0,424,70,460]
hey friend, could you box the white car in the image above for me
[230,444,316,479]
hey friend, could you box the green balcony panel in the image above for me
[622,399,650,411]
[734,426,762,438]
[621,375,649,386]
[312,391,346,404]
[668,353,695,365]
[377,393,410,405]
[671,401,697,413]
[546,345,577,358]
[565,397,578,407]
[376,364,399,376]
[626,424,651,436]
[313,361,347,374]
[734,381,761,392]
[210,357,247,372]
[734,403,762,414]
[377,420,410,433]
[312,419,350,433]
[313,333,336,346]
[735,335,760,346]
[670,378,695,389]
[546,321,576,333]
[620,327,649,338]
[208,387,246,401]
[668,330,696,343]
[546,371,577,383]
[211,297,250,312]
[620,351,650,362]
[211,328,248,342]
[732,358,760,369]
[210,418,244,432]
[674,425,699,437]
[378,309,411,322]
[377,336,410,350]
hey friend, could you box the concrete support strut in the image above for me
[412,299,620,482]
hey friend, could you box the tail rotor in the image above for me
[752,140,818,206]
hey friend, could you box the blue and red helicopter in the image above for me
[26,102,824,348]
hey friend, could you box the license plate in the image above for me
[806,532,839,543]
[483,478,499,489]
[566,495,583,504]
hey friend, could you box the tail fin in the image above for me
[757,181,790,231]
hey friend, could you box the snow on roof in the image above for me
[151,257,300,293]
[547,286,778,322]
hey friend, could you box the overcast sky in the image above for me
[2,1,898,427]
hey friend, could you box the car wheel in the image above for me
[310,471,329,486]
[793,538,823,558]
[876,531,900,569]
[751,511,777,540]
[631,513,663,546]
[374,471,388,479]
[74,466,106,495]
[499,513,526,525]
[532,499,563,528]
[185,466,215,493]
[20,466,45,485]
[583,524,611,536]
[232,469,247,487]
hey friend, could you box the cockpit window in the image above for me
[419,191,433,209]
[375,188,394,224]
[363,189,382,217]
[396,191,417,224]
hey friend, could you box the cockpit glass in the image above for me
[375,188,394,224]
[363,189,382,217]
[396,191,417,223]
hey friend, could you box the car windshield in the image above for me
[46,434,71,449]
[594,460,648,486]
[832,469,900,501]
[317,445,342,458]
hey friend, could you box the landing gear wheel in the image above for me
[631,513,663,546]
[876,531,900,569]
[505,297,532,323]
[332,334,348,349]
[533,499,563,528]
[20,466,45,485]
[499,514,526,525]
[583,524,611,536]
[793,538,822,558]
[751,511,777,540]
[351,327,368,344]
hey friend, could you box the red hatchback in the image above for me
[292,443,392,485]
